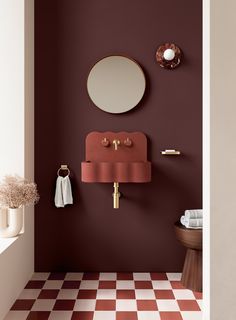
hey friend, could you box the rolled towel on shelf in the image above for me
[180,215,203,229]
[185,209,203,219]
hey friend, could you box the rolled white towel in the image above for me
[180,215,186,226]
[186,218,202,228]
[180,215,203,228]
[185,209,203,219]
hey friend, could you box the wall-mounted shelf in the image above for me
[161,149,181,155]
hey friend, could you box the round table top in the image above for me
[174,221,202,233]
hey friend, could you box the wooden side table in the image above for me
[174,222,202,292]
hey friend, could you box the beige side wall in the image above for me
[210,0,236,319]
[0,1,34,319]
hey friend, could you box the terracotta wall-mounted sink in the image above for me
[81,131,151,183]
[82,161,151,183]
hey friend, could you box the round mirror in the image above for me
[87,55,146,114]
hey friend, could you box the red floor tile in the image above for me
[6,272,203,320]
[53,299,75,310]
[38,289,59,299]
[193,291,203,299]
[95,299,116,310]
[77,290,97,299]
[150,273,168,280]
[160,312,183,320]
[48,272,66,280]
[170,281,185,289]
[11,299,35,310]
[25,281,45,289]
[177,300,201,311]
[154,290,175,299]
[82,273,100,280]
[117,290,136,299]
[116,311,138,320]
[26,311,50,320]
[137,300,158,310]
[62,281,81,289]
[98,281,116,289]
[117,273,134,280]
[135,281,153,289]
[71,311,94,320]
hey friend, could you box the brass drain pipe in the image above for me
[113,182,120,209]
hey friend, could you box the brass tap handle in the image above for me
[124,138,133,147]
[101,138,110,147]
[112,139,120,151]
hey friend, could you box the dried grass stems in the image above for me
[0,175,39,209]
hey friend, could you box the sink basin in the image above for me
[81,131,151,208]
[81,161,151,183]
[81,131,151,184]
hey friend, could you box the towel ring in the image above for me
[57,165,70,177]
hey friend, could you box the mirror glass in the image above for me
[87,56,146,114]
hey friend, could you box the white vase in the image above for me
[0,207,24,238]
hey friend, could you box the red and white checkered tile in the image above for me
[4,273,202,320]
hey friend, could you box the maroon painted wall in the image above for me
[35,0,202,271]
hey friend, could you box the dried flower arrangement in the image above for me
[0,175,39,209]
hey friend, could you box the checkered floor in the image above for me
[4,272,202,320]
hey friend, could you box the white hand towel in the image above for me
[54,176,64,208]
[185,209,203,219]
[61,176,73,206]
[180,215,203,228]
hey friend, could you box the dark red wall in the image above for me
[35,0,202,271]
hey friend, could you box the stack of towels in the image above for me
[180,209,203,229]
[54,175,73,208]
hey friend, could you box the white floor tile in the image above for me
[4,311,30,320]
[166,273,182,281]
[31,299,55,311]
[96,289,116,299]
[80,281,99,289]
[57,289,78,299]
[99,273,117,280]
[43,280,63,289]
[152,281,172,290]
[156,299,180,311]
[197,300,202,310]
[116,299,137,311]
[48,311,73,320]
[18,289,41,299]
[135,289,155,300]
[65,273,83,280]
[116,281,135,289]
[93,311,116,320]
[173,289,195,300]
[74,299,96,311]
[31,273,50,280]
[181,311,203,320]
[137,311,160,320]
[133,273,151,281]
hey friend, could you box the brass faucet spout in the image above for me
[112,139,120,151]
